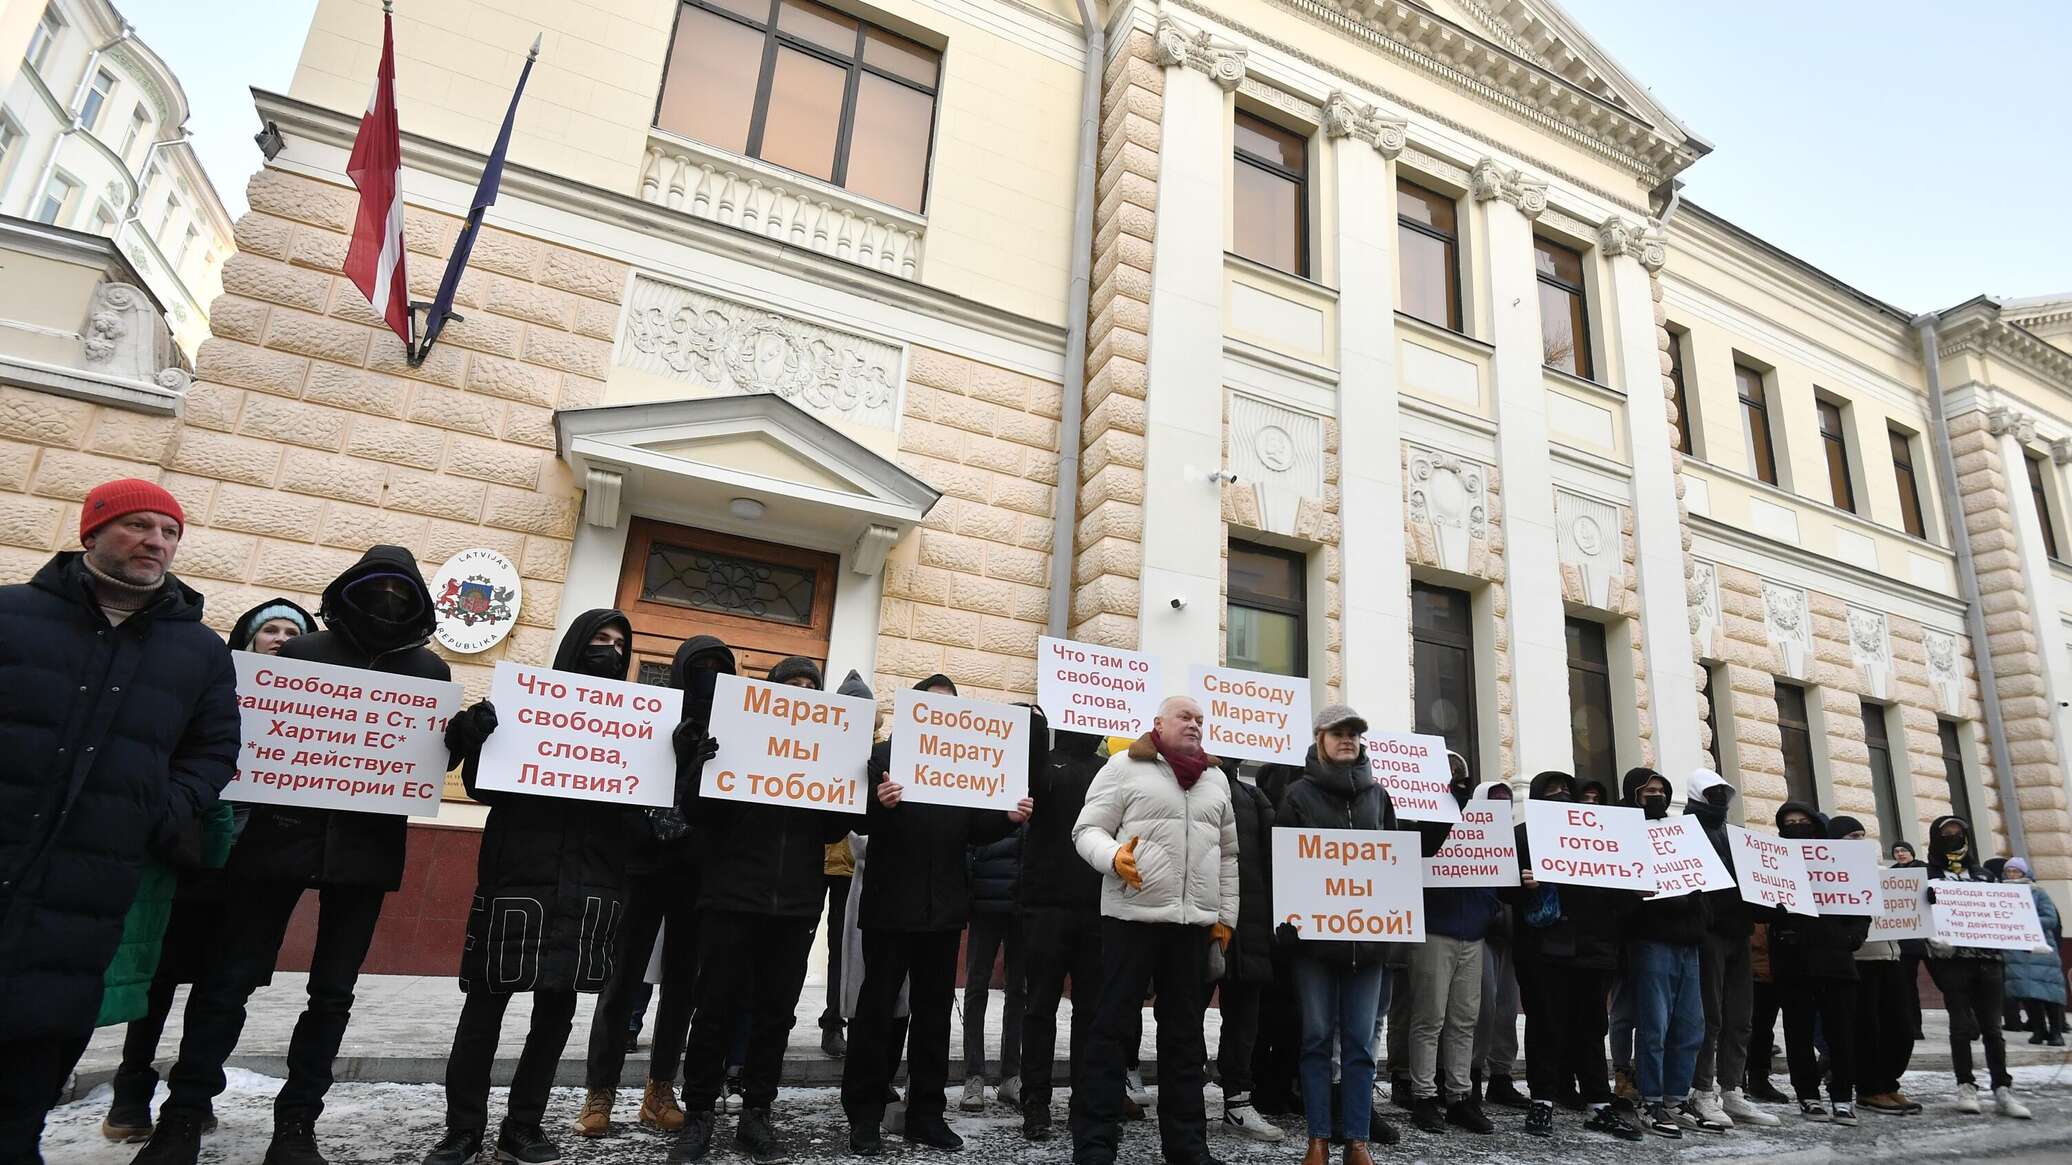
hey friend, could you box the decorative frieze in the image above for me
[1846,605,1893,701]
[1924,628,1962,716]
[1468,159,1547,219]
[1761,579,1812,680]
[1406,445,1489,574]
[1555,489,1623,611]
[1321,90,1407,158]
[1228,394,1324,537]
[1153,15,1246,91]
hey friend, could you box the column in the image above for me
[1135,16,1242,680]
[1472,160,1574,774]
[1601,216,1705,780]
[1326,92,1412,725]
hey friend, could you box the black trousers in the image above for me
[443,989,579,1131]
[680,910,817,1113]
[1517,961,1610,1105]
[963,911,1025,1080]
[584,869,698,1090]
[164,883,385,1122]
[1929,959,2011,1088]
[1075,920,1211,1165]
[0,1032,91,1164]
[112,970,183,1108]
[1251,947,1302,1109]
[1853,960,1914,1097]
[821,874,852,1031]
[845,928,962,1132]
[1021,908,1102,1129]
[1780,977,1855,1105]
[1216,980,1264,1096]
[1748,979,1780,1084]
[1899,953,1924,1037]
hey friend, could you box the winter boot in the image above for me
[1368,1111,1400,1146]
[904,1118,965,1151]
[103,1071,156,1143]
[1300,1137,1330,1165]
[736,1107,788,1165]
[1410,1097,1446,1134]
[572,1088,614,1137]
[959,1075,986,1112]
[1994,1087,2033,1119]
[668,1112,713,1163]
[821,1026,848,1059]
[261,1117,329,1165]
[1342,1141,1375,1165]
[1445,1098,1494,1134]
[996,1076,1021,1108]
[1613,1069,1639,1104]
[493,1122,562,1165]
[129,1109,204,1165]
[421,1128,482,1165]
[640,1079,686,1132]
[1022,1102,1052,1141]
[1483,1075,1527,1109]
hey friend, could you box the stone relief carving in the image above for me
[1406,445,1488,574]
[82,281,190,392]
[1468,159,1547,219]
[1761,580,1812,680]
[1555,490,1623,610]
[1229,394,1323,537]
[1320,90,1407,158]
[1597,215,1667,274]
[2051,437,2072,467]
[1153,15,1246,91]
[1847,606,1892,701]
[1690,559,1721,654]
[1925,628,1962,716]
[1985,405,2037,444]
[618,275,900,430]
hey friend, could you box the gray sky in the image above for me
[126,1,2070,315]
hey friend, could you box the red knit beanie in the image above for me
[80,478,184,541]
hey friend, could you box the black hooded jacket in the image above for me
[227,597,315,651]
[1767,800,1870,980]
[1227,774,1278,982]
[1508,770,1636,970]
[1925,814,2001,961]
[630,634,733,880]
[1620,769,1709,947]
[1683,779,1751,939]
[228,545,449,891]
[1020,730,1106,914]
[454,609,639,992]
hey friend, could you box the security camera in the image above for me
[1170,596,1187,610]
[1207,470,1240,485]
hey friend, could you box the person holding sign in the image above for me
[1404,754,1495,1137]
[1679,769,1772,1130]
[1616,769,1721,1139]
[1923,814,2026,1118]
[2000,858,2066,1046]
[1769,803,1869,1126]
[421,610,643,1165]
[1017,728,1107,1142]
[1070,695,1238,1165]
[1832,817,1920,1117]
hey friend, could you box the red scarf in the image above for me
[1154,730,1211,790]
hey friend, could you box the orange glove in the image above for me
[1211,923,1233,950]
[1114,836,1143,889]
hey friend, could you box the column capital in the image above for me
[1987,404,2037,444]
[2053,437,2072,466]
[1469,158,1547,219]
[1597,215,1667,273]
[1153,15,1246,92]
[1321,90,1407,159]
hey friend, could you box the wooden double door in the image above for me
[615,517,839,687]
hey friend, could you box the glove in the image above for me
[1276,921,1300,946]
[645,805,690,843]
[1211,922,1233,951]
[1923,886,1937,905]
[445,701,498,756]
[1114,836,1143,890]
[673,720,718,765]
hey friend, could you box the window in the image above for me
[1227,541,1306,677]
[1667,326,1694,455]
[26,6,62,74]
[159,191,180,236]
[79,69,115,131]
[0,118,21,183]
[122,105,150,157]
[175,226,198,269]
[1938,719,1973,826]
[33,173,78,224]
[1534,236,1592,379]
[1232,111,1307,277]
[1397,178,1460,331]
[1774,681,1818,806]
[1863,701,1902,844]
[1566,619,1616,789]
[1891,427,1927,539]
[1817,397,1856,512]
[139,156,159,193]
[2026,453,2061,560]
[1737,364,1779,485]
[89,200,116,234]
[654,0,940,214]
[1411,582,1478,776]
[1702,664,1728,775]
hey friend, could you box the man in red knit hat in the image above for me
[0,478,240,1164]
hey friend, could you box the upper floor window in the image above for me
[1566,618,1616,790]
[80,69,115,132]
[175,225,198,270]
[1667,325,1694,455]
[159,191,181,236]
[122,105,150,158]
[1775,680,1819,806]
[1396,178,1460,331]
[1232,111,1307,277]
[2026,452,2061,561]
[655,0,940,214]
[1938,719,1973,826]
[33,172,78,225]
[1737,363,1779,485]
[1412,581,1478,777]
[1534,236,1592,379]
[1890,426,1927,539]
[90,200,117,234]
[0,118,21,183]
[1702,664,1728,775]
[1227,541,1306,676]
[1816,396,1856,513]
[26,6,62,75]
[1863,700,1903,846]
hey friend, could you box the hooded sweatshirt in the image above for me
[631,634,734,879]
[1682,767,1750,939]
[1768,800,1869,979]
[1508,770,1635,970]
[227,597,315,652]
[1926,813,2001,961]
[1021,730,1107,914]
[1620,767,1710,946]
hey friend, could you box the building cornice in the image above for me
[1937,303,2072,394]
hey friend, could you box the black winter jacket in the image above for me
[1684,791,1751,939]
[1925,814,2001,961]
[968,831,1022,916]
[629,634,732,881]
[1227,777,1276,983]
[1020,733,1104,914]
[1274,746,1449,968]
[226,546,450,891]
[1767,800,1870,980]
[0,553,240,1038]
[1619,769,1709,947]
[1507,771,1636,971]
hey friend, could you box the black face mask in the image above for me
[1541,790,1572,803]
[1642,794,1669,820]
[577,644,627,679]
[1704,786,1732,807]
[1937,831,1965,851]
[1451,778,1475,807]
[1780,819,1822,840]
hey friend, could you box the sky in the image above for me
[117,1,2071,315]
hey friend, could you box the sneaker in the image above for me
[262,1118,328,1165]
[422,1129,482,1165]
[1798,1099,1830,1122]
[1994,1086,2032,1120]
[1614,1069,1639,1104]
[1955,1083,1983,1114]
[494,1124,561,1165]
[1584,1106,1644,1142]
[1444,1099,1494,1134]
[737,1108,788,1164]
[1222,1094,1285,1143]
[573,1088,614,1138]
[960,1075,986,1112]
[667,1113,713,1164]
[1720,1088,1780,1127]
[822,1028,848,1059]
[1483,1076,1528,1109]
[723,1074,746,1116]
[1126,1069,1152,1109]
[1691,1090,1734,1129]
[904,1120,965,1151]
[1832,1103,1858,1127]
[641,1079,686,1132]
[997,1076,1021,1108]
[1523,1101,1554,1138]
[1022,1103,1052,1141]
[1643,1102,1683,1139]
[130,1110,204,1165]
[1675,1098,1731,1134]
[1410,1097,1447,1134]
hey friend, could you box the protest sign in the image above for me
[1523,799,1651,890]
[1930,881,2048,951]
[890,688,1030,811]
[1038,636,1160,738]
[1273,827,1425,942]
[1797,837,1881,916]
[223,653,462,817]
[1424,799,1518,888]
[703,674,875,814]
[1872,866,1933,942]
[1642,816,1735,898]
[471,662,682,807]
[1190,666,1310,765]
[1727,826,1816,915]
[1364,730,1459,822]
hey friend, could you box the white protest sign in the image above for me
[1523,799,1651,890]
[1364,730,1459,823]
[890,688,1030,811]
[704,674,874,814]
[1190,666,1310,765]
[1872,866,1933,942]
[468,662,681,807]
[1272,827,1425,942]
[1642,816,1734,899]
[1797,838,1881,916]
[1038,636,1161,738]
[1727,826,1817,916]
[223,653,462,817]
[1424,799,1518,888]
[1930,881,2048,951]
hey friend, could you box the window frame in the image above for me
[0,116,22,185]
[79,68,115,132]
[1667,325,1694,456]
[1774,680,1819,807]
[1816,395,1857,513]
[1737,363,1780,486]
[2026,452,2062,561]
[122,105,150,158]
[33,171,79,225]
[1226,539,1308,679]
[1231,109,1309,279]
[1533,234,1593,380]
[1395,176,1461,332]
[1937,718,1973,827]
[26,6,63,75]
[1411,581,1480,780]
[1862,699,1902,845]
[652,0,943,214]
[1889,425,1927,539]
[1564,617,1617,789]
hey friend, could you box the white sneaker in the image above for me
[960,1075,987,1112]
[1720,1089,1779,1127]
[1221,1094,1285,1143]
[1690,1090,1734,1129]
[997,1076,1021,1109]
[723,1075,744,1115]
[1955,1083,1982,1114]
[1994,1086,2032,1120]
[1126,1069,1152,1108]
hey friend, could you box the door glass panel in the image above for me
[642,544,817,625]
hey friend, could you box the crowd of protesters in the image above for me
[1,478,2067,1165]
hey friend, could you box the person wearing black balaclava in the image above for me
[575,635,731,1140]
[421,610,642,1165]
[1617,769,1717,1138]
[1770,802,1868,1126]
[138,548,448,1165]
[1924,814,2028,1118]
[1017,727,1108,1142]
[1679,769,1774,1129]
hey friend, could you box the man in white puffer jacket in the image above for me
[1070,695,1239,1165]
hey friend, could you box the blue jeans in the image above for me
[1630,940,1705,1103]
[1293,956,1386,1140]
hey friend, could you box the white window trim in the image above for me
[35,170,81,226]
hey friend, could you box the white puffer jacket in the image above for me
[1072,735,1239,928]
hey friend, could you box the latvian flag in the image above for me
[344,3,409,346]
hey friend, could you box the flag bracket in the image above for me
[405,300,461,367]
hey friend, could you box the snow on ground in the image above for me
[41,1065,2072,1165]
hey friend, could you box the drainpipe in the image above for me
[27,22,132,220]
[1913,312,2028,859]
[118,131,188,231]
[1046,0,1102,638]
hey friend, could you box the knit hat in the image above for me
[1826,815,1867,839]
[2006,856,2031,879]
[1313,702,1368,736]
[81,478,183,540]
[768,656,825,689]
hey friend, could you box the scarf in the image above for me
[1154,730,1210,791]
[1942,844,1969,875]
[82,556,162,613]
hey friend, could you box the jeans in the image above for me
[1853,959,1915,1097]
[680,911,817,1113]
[1474,941,1520,1079]
[1216,980,1264,1095]
[1929,959,2010,1089]
[1021,908,1102,1137]
[1518,961,1610,1105]
[1292,956,1385,1140]
[1607,973,1635,1074]
[1781,977,1856,1104]
[0,1033,90,1164]
[844,928,963,1132]
[962,911,1025,1081]
[1693,929,1752,1094]
[164,883,385,1122]
[1629,941,1704,1104]
[1407,935,1484,1101]
[443,989,579,1131]
[1074,920,1211,1165]
[820,874,852,1031]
